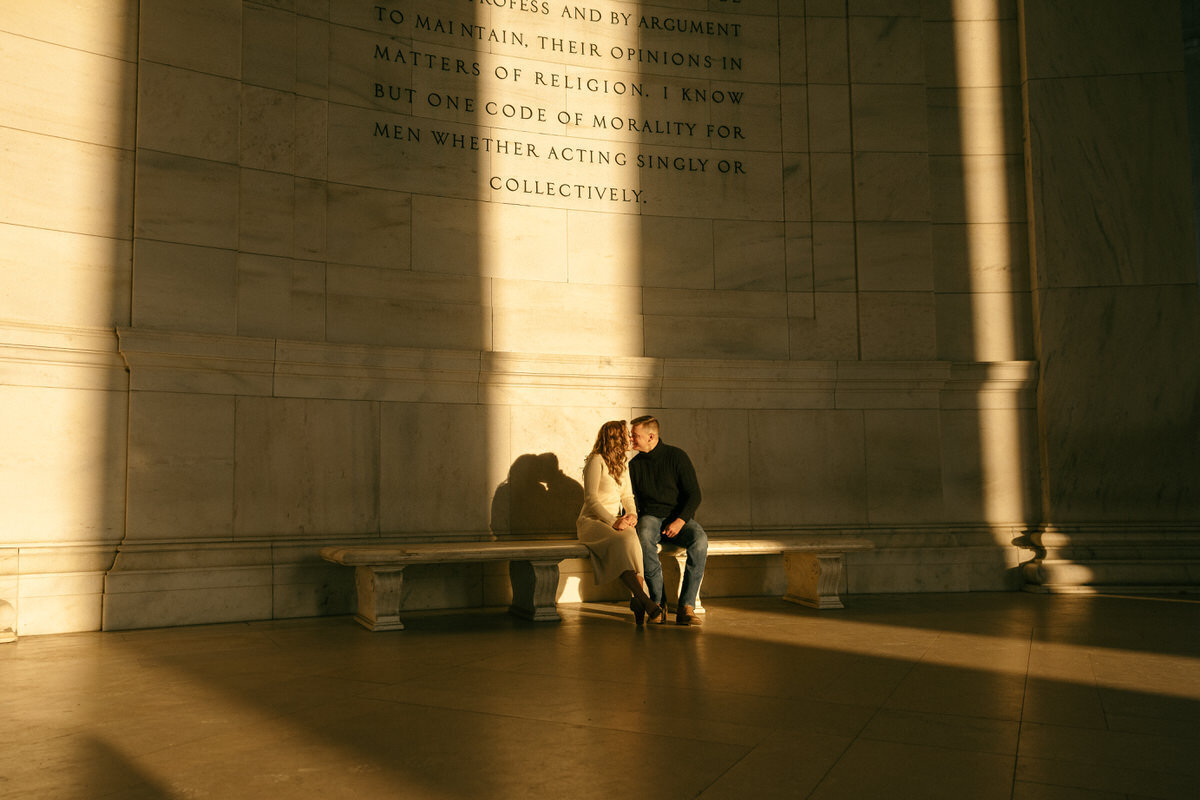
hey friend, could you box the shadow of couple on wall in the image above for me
[490,452,582,539]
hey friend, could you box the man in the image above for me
[628,415,708,626]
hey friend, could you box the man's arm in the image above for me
[663,449,701,536]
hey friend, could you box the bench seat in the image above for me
[320,536,873,631]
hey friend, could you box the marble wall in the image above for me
[1014,0,1200,592]
[1022,0,1200,524]
[1,0,1193,635]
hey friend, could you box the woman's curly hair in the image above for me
[589,420,629,481]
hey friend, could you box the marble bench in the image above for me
[319,536,874,631]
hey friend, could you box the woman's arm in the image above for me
[619,486,638,529]
[580,455,617,526]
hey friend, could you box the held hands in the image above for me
[662,518,685,538]
[612,513,638,531]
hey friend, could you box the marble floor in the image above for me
[3,593,1198,800]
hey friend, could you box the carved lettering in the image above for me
[363,0,764,208]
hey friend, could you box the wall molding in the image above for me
[0,322,126,391]
[1019,523,1200,594]
[116,326,1038,411]
[98,525,1031,630]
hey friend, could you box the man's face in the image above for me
[630,425,656,452]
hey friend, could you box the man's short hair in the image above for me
[630,415,659,433]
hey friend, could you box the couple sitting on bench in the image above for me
[576,416,706,627]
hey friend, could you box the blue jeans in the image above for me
[636,515,708,609]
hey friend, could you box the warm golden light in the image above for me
[474,21,644,358]
[476,4,646,560]
[954,1,1027,528]
[0,4,134,635]
[717,610,1200,701]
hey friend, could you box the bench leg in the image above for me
[354,566,406,631]
[783,553,846,609]
[508,559,562,621]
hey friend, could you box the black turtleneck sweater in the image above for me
[628,440,702,523]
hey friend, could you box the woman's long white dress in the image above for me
[576,454,644,584]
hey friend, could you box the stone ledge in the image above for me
[941,361,1039,409]
[117,327,275,395]
[1018,524,1200,594]
[0,543,119,636]
[7,526,1039,634]
[97,528,1019,628]
[0,322,126,391]
[115,326,1037,410]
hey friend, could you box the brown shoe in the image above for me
[676,605,702,626]
[649,603,667,624]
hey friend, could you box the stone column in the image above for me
[1019,2,1200,591]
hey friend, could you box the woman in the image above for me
[576,420,664,624]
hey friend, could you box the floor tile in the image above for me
[1019,721,1200,778]
[1017,755,1196,800]
[810,738,1015,800]
[860,708,1020,755]
[1012,780,1126,799]
[697,730,852,800]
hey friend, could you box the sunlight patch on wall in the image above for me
[953,2,1015,362]
[477,4,646,547]
[473,25,645,359]
[954,1,1026,527]
[0,2,135,636]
